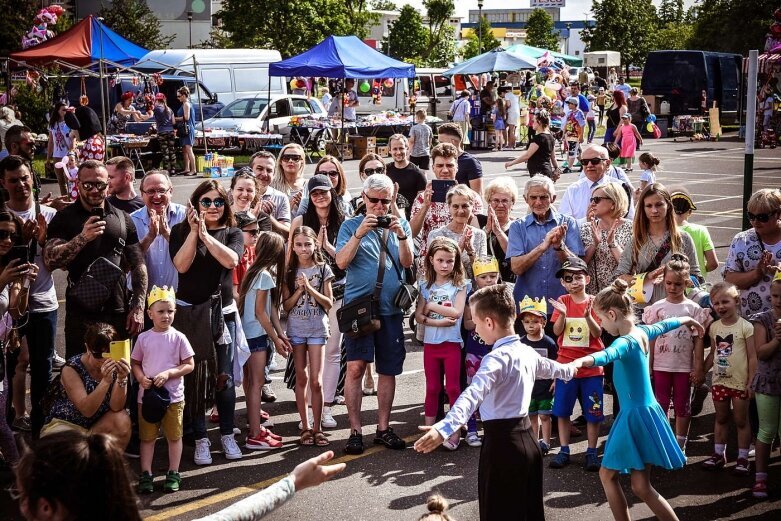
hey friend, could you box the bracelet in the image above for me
[117,379,128,388]
[353,231,364,240]
[397,235,408,241]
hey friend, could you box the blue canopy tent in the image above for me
[505,44,582,67]
[268,36,415,144]
[442,47,537,77]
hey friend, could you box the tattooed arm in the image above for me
[43,216,105,272]
[125,241,148,336]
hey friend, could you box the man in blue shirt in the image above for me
[336,174,413,455]
[507,175,583,331]
[569,82,591,114]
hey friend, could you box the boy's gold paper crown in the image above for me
[472,257,500,277]
[147,285,176,307]
[519,296,547,317]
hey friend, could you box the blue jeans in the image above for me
[587,119,596,142]
[20,310,57,438]
[193,312,237,438]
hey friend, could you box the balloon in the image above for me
[360,81,371,93]
[647,123,654,132]
[289,79,298,90]
[647,114,656,123]
[383,78,394,88]
[295,78,306,88]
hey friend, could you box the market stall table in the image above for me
[107,134,153,175]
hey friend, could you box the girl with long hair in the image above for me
[46,101,74,196]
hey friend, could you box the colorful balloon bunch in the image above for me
[21,5,65,49]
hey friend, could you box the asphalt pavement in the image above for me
[7,134,781,520]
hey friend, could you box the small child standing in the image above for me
[637,151,660,196]
[283,226,334,447]
[586,94,597,143]
[408,109,433,171]
[643,254,710,453]
[415,236,468,450]
[491,98,507,151]
[563,97,585,173]
[518,296,557,455]
[415,285,575,521]
[702,282,756,474]
[462,257,501,447]
[615,112,642,172]
[132,286,195,494]
[748,273,781,499]
[547,257,605,471]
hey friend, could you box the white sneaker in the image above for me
[443,433,461,451]
[221,434,243,460]
[321,406,337,429]
[749,444,756,458]
[233,427,241,435]
[297,408,315,430]
[194,438,212,465]
[465,431,482,447]
[52,353,66,368]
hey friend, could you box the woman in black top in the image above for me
[504,109,559,179]
[170,180,244,461]
[603,90,628,145]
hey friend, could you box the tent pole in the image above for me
[97,19,107,134]
[340,78,345,146]
[192,55,207,154]
[265,77,271,133]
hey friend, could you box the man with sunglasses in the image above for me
[559,145,634,220]
[44,160,148,359]
[336,174,413,455]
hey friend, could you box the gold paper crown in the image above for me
[774,270,781,283]
[472,257,500,278]
[147,285,176,307]
[519,296,547,317]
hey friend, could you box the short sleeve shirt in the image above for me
[241,269,276,339]
[131,327,195,403]
[642,298,710,373]
[10,205,58,312]
[551,295,604,378]
[456,152,483,186]
[386,162,427,220]
[681,222,715,277]
[286,264,334,339]
[409,123,432,157]
[723,229,781,317]
[709,317,754,391]
[260,186,291,224]
[419,281,467,345]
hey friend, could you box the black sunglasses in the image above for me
[364,195,391,205]
[590,196,611,204]
[242,228,260,236]
[363,167,384,176]
[0,230,19,241]
[581,158,607,166]
[280,154,302,162]
[199,197,226,208]
[747,211,778,223]
[80,181,108,191]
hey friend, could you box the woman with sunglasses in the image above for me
[296,155,353,218]
[613,183,701,314]
[271,144,307,214]
[249,151,291,237]
[288,174,346,429]
[350,153,405,218]
[40,322,131,449]
[170,180,244,464]
[724,188,781,317]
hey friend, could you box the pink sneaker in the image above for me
[245,431,283,450]
[701,452,726,470]
[751,480,768,499]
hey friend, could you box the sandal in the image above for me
[299,429,314,446]
[313,431,330,447]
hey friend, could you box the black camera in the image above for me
[376,215,392,228]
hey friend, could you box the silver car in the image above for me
[198,94,326,140]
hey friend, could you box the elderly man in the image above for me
[130,170,186,290]
[44,160,148,359]
[437,123,484,196]
[106,156,144,213]
[507,175,583,324]
[0,156,58,438]
[559,144,635,220]
[336,174,413,455]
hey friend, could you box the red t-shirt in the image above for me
[232,246,255,286]
[551,294,604,378]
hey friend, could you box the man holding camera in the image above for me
[0,155,58,438]
[336,174,413,455]
[44,160,147,359]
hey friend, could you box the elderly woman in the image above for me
[271,143,307,213]
[41,323,131,448]
[297,155,352,217]
[504,109,559,179]
[614,183,701,313]
[175,86,197,176]
[581,182,633,295]
[170,180,243,464]
[108,92,150,135]
[724,188,781,317]
[410,143,483,246]
[428,185,487,279]
[478,177,518,282]
[248,151,291,236]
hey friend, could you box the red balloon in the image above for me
[295,79,306,88]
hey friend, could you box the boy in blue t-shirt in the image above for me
[518,295,558,455]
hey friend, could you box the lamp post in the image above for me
[477,0,484,55]
[565,22,572,55]
[188,11,193,49]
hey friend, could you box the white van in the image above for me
[135,49,287,106]
[353,69,454,117]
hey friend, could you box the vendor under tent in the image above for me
[268,35,415,158]
[505,43,582,67]
[442,47,537,77]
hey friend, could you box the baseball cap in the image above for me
[565,96,579,105]
[307,174,333,193]
[141,385,171,424]
[235,211,258,229]
[555,257,589,278]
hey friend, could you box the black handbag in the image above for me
[377,232,418,312]
[177,120,190,137]
[69,213,126,313]
[336,230,389,338]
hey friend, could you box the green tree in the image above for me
[581,0,657,74]
[345,0,380,39]
[383,5,427,62]
[0,0,37,55]
[370,0,397,10]
[688,0,776,55]
[657,0,684,26]
[426,25,457,67]
[421,0,455,61]
[525,8,559,51]
[653,22,694,50]
[461,16,501,60]
[214,0,352,58]
[98,0,174,49]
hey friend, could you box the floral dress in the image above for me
[580,219,633,295]
[44,355,113,429]
[724,228,781,317]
